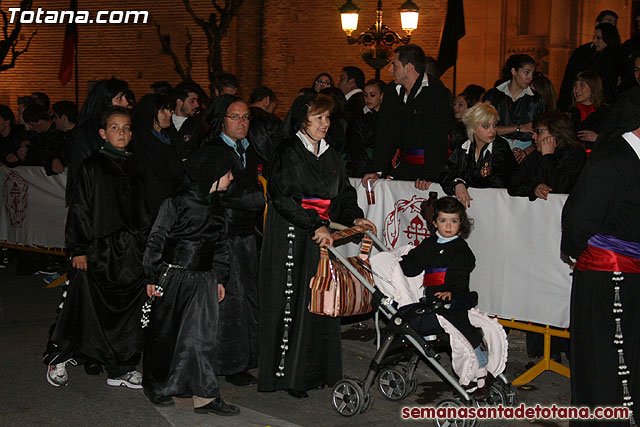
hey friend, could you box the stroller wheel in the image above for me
[377,366,416,401]
[331,379,366,417]
[433,398,476,427]
[353,380,374,414]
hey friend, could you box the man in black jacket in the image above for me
[170,82,205,161]
[206,95,265,387]
[362,44,453,189]
[338,66,366,120]
[248,86,282,178]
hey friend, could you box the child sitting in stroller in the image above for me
[398,196,493,399]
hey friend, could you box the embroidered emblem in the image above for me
[480,162,491,177]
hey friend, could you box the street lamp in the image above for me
[339,0,419,78]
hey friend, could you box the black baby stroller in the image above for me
[326,224,516,426]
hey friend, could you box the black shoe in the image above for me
[144,388,175,406]
[225,371,258,386]
[194,398,240,416]
[84,362,103,375]
[473,373,495,401]
[287,389,309,399]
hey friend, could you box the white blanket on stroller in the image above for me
[370,245,508,386]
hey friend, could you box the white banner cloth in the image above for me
[0,166,67,248]
[349,178,572,328]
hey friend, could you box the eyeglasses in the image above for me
[225,114,251,122]
[533,128,548,134]
[315,80,331,87]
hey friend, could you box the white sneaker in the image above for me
[47,359,75,387]
[106,370,143,389]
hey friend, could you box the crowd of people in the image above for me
[1,8,639,419]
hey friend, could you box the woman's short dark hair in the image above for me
[533,111,583,150]
[304,94,334,127]
[596,23,621,49]
[364,79,385,94]
[502,54,536,81]
[319,87,345,116]
[100,106,131,130]
[460,84,485,108]
[422,196,472,239]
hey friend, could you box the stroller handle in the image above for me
[329,222,388,253]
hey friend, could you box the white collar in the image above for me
[396,74,430,102]
[172,114,188,131]
[496,80,534,101]
[461,138,494,155]
[436,231,460,243]
[345,88,363,101]
[622,131,640,160]
[363,105,372,114]
[296,130,329,157]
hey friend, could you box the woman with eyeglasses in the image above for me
[311,73,334,93]
[566,70,608,150]
[508,111,586,200]
[258,93,375,399]
[439,102,517,208]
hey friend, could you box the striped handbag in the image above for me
[308,228,374,317]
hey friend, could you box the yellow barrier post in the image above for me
[498,318,570,386]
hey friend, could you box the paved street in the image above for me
[0,261,571,426]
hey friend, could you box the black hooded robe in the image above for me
[142,188,229,398]
[257,135,363,392]
[50,148,149,376]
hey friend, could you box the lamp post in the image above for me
[339,0,419,79]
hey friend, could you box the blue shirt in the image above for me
[220,132,249,168]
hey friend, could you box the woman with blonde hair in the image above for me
[439,102,517,207]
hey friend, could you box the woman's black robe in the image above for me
[142,188,229,398]
[258,136,363,392]
[51,149,148,376]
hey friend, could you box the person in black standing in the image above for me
[205,95,265,387]
[248,86,282,178]
[169,82,204,161]
[45,106,149,389]
[562,86,640,427]
[131,93,185,220]
[362,44,453,190]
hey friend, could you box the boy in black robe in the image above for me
[45,106,148,389]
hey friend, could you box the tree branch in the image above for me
[0,0,35,72]
[154,20,189,81]
[185,27,193,78]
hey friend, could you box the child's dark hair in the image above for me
[99,106,131,130]
[421,196,472,239]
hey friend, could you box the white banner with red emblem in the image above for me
[0,166,67,248]
[349,178,572,328]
